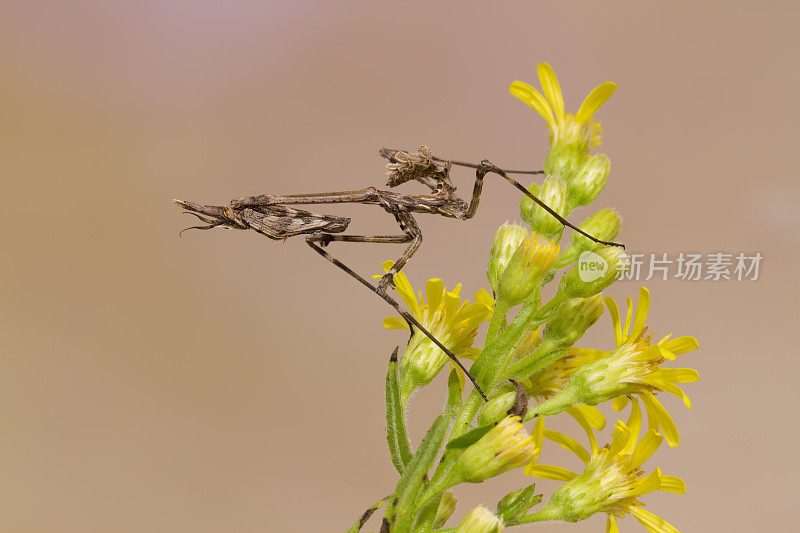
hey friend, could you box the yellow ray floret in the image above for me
[525,410,685,533]
[376,261,493,393]
[604,287,700,446]
[509,63,617,150]
[526,287,699,447]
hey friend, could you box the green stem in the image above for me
[424,390,483,504]
[413,475,457,517]
[507,504,562,524]
[508,344,567,382]
[485,298,511,345]
[476,292,560,389]
[522,383,579,422]
[425,294,563,496]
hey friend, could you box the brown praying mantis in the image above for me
[174,146,624,401]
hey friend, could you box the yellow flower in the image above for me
[376,261,493,399]
[525,347,605,400]
[497,231,560,305]
[487,221,529,294]
[454,416,539,483]
[509,63,617,151]
[526,287,699,447]
[454,506,504,533]
[602,287,700,446]
[525,404,686,533]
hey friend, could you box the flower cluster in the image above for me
[348,64,699,533]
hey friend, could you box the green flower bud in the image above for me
[454,506,504,533]
[543,295,605,347]
[557,209,622,267]
[477,385,516,426]
[453,416,537,483]
[522,175,569,239]
[497,233,560,305]
[496,484,542,523]
[544,142,586,183]
[558,246,628,299]
[569,154,610,207]
[432,491,457,529]
[575,207,622,251]
[519,182,539,225]
[487,222,529,294]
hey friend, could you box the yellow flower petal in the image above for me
[605,295,623,347]
[380,260,420,316]
[636,467,663,496]
[474,289,494,309]
[569,403,607,430]
[509,81,555,128]
[450,283,463,297]
[524,463,577,481]
[656,368,700,383]
[622,296,634,340]
[453,303,492,327]
[661,336,699,356]
[630,430,664,468]
[640,392,680,447]
[566,405,601,455]
[607,515,620,533]
[537,63,565,121]
[648,379,692,409]
[654,343,677,361]
[383,316,410,330]
[544,429,590,464]
[426,278,444,312]
[628,505,680,533]
[612,395,630,412]
[576,81,618,124]
[444,291,462,320]
[621,398,643,455]
[630,287,651,340]
[659,475,687,494]
[607,421,631,459]
[531,416,545,456]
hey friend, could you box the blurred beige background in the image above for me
[1,1,797,531]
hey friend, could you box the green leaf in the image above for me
[497,483,542,523]
[444,423,493,451]
[445,369,462,416]
[386,348,412,474]
[385,414,450,533]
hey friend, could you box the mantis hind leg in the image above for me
[308,208,423,293]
